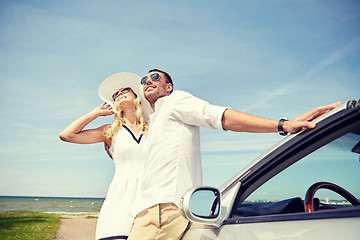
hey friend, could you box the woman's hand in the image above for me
[59,103,113,144]
[92,103,114,117]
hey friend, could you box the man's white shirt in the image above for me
[131,90,227,216]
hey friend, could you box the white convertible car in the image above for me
[181,100,360,240]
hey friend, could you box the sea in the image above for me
[0,196,104,213]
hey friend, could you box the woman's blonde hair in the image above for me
[103,90,149,140]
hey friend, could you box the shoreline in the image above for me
[0,210,100,217]
[45,211,99,218]
[0,196,104,214]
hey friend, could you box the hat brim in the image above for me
[98,72,153,120]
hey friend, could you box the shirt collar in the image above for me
[154,94,171,112]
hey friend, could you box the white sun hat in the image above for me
[98,72,153,120]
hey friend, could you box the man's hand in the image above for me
[284,102,341,133]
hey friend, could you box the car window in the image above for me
[235,131,360,217]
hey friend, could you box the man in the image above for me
[127,69,340,240]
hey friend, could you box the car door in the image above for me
[222,101,360,240]
[182,100,360,240]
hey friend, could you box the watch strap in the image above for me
[278,118,288,136]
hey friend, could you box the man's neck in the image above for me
[148,95,167,111]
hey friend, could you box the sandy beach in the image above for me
[54,213,98,240]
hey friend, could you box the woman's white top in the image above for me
[95,125,146,240]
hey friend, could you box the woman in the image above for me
[59,72,152,240]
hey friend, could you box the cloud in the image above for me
[242,89,288,112]
[239,36,360,112]
[7,122,54,134]
[303,36,360,79]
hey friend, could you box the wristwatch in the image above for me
[278,118,288,136]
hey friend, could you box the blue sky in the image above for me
[0,0,359,198]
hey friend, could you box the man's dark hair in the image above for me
[148,69,173,93]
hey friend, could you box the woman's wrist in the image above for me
[89,109,101,119]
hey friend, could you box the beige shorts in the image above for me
[127,203,189,240]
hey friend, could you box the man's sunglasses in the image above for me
[112,87,132,101]
[140,73,160,85]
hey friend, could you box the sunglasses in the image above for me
[112,87,132,101]
[140,73,160,85]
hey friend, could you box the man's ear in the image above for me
[166,83,173,93]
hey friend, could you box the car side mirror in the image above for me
[191,187,220,217]
[180,187,222,227]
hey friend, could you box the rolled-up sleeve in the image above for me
[170,91,228,131]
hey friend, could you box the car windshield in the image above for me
[235,128,360,217]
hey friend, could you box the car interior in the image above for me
[234,123,360,218]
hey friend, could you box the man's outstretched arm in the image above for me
[221,102,341,134]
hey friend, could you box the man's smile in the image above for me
[144,85,156,92]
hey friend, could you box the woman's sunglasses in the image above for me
[140,73,160,85]
[112,87,132,101]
